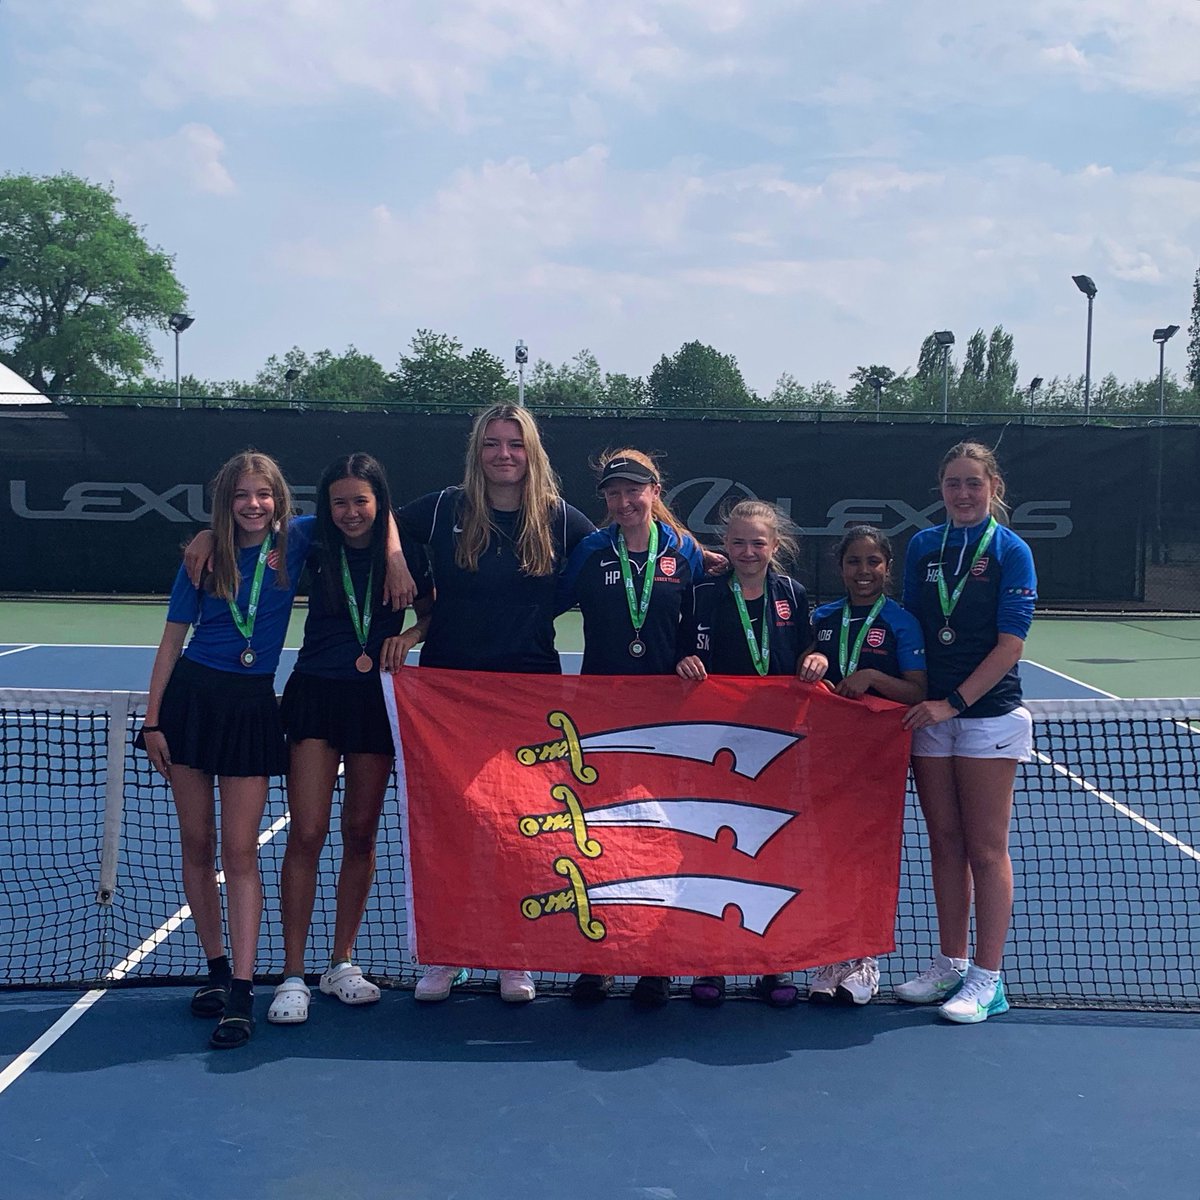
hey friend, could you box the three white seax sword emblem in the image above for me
[515,711,804,941]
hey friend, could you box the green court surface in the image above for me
[2,600,1198,698]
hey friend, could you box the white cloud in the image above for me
[85,123,236,196]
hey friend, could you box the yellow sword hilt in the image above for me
[517,783,602,858]
[514,710,598,785]
[519,857,606,941]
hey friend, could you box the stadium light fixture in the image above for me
[168,313,194,408]
[1153,325,1179,418]
[1028,376,1043,420]
[515,340,528,407]
[284,367,301,406]
[933,331,955,421]
[1071,276,1097,422]
[867,372,884,421]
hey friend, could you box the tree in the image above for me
[846,364,910,412]
[647,341,755,411]
[956,330,987,410]
[0,173,186,393]
[392,330,513,409]
[253,346,391,406]
[524,350,605,408]
[984,325,1019,410]
[1188,264,1200,394]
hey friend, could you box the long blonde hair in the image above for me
[938,441,1010,522]
[206,450,293,601]
[595,447,690,543]
[457,404,562,576]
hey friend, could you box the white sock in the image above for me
[940,954,969,972]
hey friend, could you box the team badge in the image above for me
[774,599,792,621]
[971,556,989,577]
[267,549,280,570]
[659,556,677,578]
[866,627,886,648]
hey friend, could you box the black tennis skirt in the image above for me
[279,669,395,756]
[136,655,288,777]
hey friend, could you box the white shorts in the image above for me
[911,706,1033,761]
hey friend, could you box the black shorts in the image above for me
[136,655,288,777]
[279,669,395,757]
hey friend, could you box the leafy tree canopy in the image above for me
[0,173,186,393]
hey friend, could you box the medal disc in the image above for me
[239,647,257,667]
[938,626,956,647]
[629,638,646,658]
[355,654,373,674]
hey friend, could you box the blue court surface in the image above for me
[2,645,1199,1199]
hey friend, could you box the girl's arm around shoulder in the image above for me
[562,502,597,556]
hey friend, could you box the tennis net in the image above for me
[1,688,1197,1010]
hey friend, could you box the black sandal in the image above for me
[630,976,671,1009]
[570,974,614,1005]
[190,983,229,1018]
[753,973,799,1008]
[689,976,726,1007]
[209,1012,255,1049]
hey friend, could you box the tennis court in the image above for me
[2,609,1199,1198]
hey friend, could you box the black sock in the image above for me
[227,978,253,1015]
[207,955,232,986]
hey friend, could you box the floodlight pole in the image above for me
[1151,325,1179,566]
[167,313,194,408]
[1028,376,1043,421]
[1072,275,1097,423]
[515,340,528,406]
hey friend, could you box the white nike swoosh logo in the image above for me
[697,624,711,632]
[453,525,464,533]
[600,558,620,567]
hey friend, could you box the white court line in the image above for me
[1032,749,1200,864]
[0,809,293,1097]
[0,645,38,658]
[1024,659,1118,699]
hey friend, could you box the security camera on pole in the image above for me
[515,339,528,406]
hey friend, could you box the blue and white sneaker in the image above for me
[939,970,1009,1024]
[894,954,966,1004]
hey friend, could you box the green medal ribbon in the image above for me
[937,516,998,627]
[616,521,659,636]
[731,579,770,676]
[226,532,273,647]
[340,546,374,651]
[838,594,887,678]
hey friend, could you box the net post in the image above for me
[98,692,133,906]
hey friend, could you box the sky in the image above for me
[3,0,1200,396]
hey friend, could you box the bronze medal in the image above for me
[355,653,373,674]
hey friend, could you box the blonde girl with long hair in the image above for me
[396,404,596,1002]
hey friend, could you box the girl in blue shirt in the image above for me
[140,450,314,1049]
[899,442,1038,1024]
[799,525,927,1006]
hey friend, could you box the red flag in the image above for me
[385,669,910,976]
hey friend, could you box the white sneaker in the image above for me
[414,965,469,1002]
[837,957,880,1005]
[940,970,1009,1025]
[894,954,966,1004]
[808,960,851,1003]
[499,970,536,1003]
